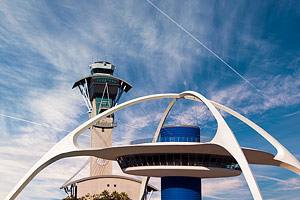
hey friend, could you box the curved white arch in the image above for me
[139,98,178,200]
[72,93,180,147]
[140,91,299,200]
[183,95,300,175]
[5,91,300,200]
[179,91,263,200]
[140,91,262,200]
[210,101,300,175]
[5,93,179,200]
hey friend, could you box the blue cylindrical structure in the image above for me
[161,177,201,200]
[160,125,202,200]
[160,125,200,142]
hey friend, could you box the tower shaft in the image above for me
[90,122,113,175]
[73,61,132,177]
[90,98,113,176]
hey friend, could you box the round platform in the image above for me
[124,166,241,178]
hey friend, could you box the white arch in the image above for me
[5,91,300,200]
[183,95,300,175]
[141,91,262,200]
[5,93,179,200]
[139,91,300,200]
[210,101,300,175]
[182,91,262,200]
[138,98,179,200]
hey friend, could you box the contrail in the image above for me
[146,0,265,98]
[0,113,92,138]
[0,113,69,132]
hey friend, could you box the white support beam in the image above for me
[5,93,179,200]
[181,91,263,200]
[211,101,300,175]
[5,91,300,200]
[139,98,178,200]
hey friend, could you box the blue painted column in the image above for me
[161,177,201,200]
[160,125,202,200]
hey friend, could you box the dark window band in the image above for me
[116,153,241,171]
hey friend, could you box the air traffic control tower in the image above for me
[63,61,157,199]
[72,61,131,176]
[6,71,300,200]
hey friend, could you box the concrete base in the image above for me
[62,175,158,199]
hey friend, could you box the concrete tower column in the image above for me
[90,99,113,176]
[72,61,132,177]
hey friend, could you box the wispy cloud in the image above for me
[257,174,300,191]
[202,177,250,199]
[210,66,300,116]
[0,1,300,200]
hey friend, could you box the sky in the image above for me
[0,0,300,199]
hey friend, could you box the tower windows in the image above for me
[116,153,241,171]
[96,97,112,113]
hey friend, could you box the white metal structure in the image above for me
[89,61,116,72]
[77,79,93,112]
[5,91,300,200]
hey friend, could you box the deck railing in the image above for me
[130,136,208,145]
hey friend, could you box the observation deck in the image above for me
[130,136,208,144]
[111,125,242,179]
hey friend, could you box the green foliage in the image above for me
[119,192,129,200]
[62,190,130,200]
[100,190,110,200]
[110,191,120,200]
[62,197,78,200]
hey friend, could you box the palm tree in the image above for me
[119,192,129,200]
[63,190,130,200]
[110,191,120,200]
[100,190,110,200]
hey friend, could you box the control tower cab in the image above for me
[73,61,132,115]
[57,62,157,200]
[89,61,115,75]
[72,61,132,176]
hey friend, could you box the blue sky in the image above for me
[0,0,300,199]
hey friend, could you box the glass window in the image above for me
[196,154,204,165]
[139,155,147,166]
[117,154,240,171]
[222,157,229,166]
[135,155,143,166]
[153,154,160,166]
[182,154,189,165]
[146,154,154,166]
[95,77,117,83]
[160,154,167,165]
[174,154,181,166]
[203,154,210,166]
[216,156,223,168]
[189,154,196,166]
[210,155,217,167]
[126,156,133,167]
[96,97,112,112]
[131,155,138,167]
[166,154,174,165]
[226,157,233,169]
